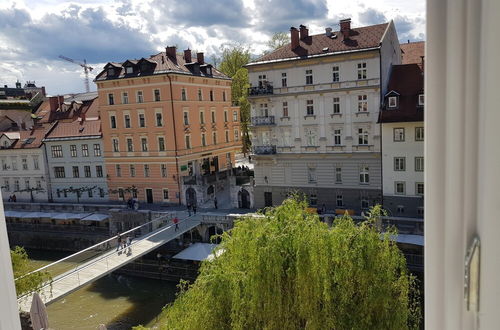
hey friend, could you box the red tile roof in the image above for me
[45,119,101,140]
[400,41,425,67]
[378,64,424,123]
[10,123,56,149]
[249,23,389,65]
[35,97,98,123]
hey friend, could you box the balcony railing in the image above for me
[253,145,276,155]
[251,116,275,126]
[248,85,274,96]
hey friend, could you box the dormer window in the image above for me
[125,66,133,74]
[107,68,115,76]
[206,67,212,75]
[388,96,398,108]
[418,94,424,106]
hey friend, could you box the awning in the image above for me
[173,243,221,261]
[81,213,109,222]
[51,213,90,220]
[389,234,424,246]
[4,210,25,217]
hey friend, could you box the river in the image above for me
[27,250,177,329]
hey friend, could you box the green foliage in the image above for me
[266,31,289,52]
[218,44,251,78]
[11,246,51,297]
[159,198,420,329]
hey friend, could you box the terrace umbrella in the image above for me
[29,292,49,330]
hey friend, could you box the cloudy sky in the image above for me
[0,0,425,95]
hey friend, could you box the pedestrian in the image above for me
[157,252,162,266]
[12,194,16,202]
[126,235,132,247]
[116,234,122,251]
[187,203,192,216]
[193,204,197,215]
[173,216,179,231]
[7,195,12,202]
[214,197,218,209]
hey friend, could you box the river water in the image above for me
[27,250,177,329]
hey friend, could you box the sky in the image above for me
[0,0,425,95]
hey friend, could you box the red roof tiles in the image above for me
[45,120,101,140]
[400,41,425,67]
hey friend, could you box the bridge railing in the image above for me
[15,212,189,297]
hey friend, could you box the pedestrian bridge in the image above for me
[17,212,200,312]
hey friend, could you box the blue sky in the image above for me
[0,0,425,95]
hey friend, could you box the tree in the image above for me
[266,31,289,52]
[159,197,421,329]
[14,187,45,203]
[218,44,251,78]
[62,186,97,203]
[109,185,138,201]
[11,246,51,297]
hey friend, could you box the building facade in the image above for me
[246,20,401,211]
[379,42,424,218]
[95,47,241,205]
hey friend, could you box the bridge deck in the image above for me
[18,214,200,312]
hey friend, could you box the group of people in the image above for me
[186,203,197,216]
[116,234,133,253]
[7,194,16,202]
[126,197,139,210]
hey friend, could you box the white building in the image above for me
[245,19,401,211]
[379,42,424,218]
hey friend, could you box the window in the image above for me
[281,72,287,87]
[181,88,187,101]
[234,129,240,141]
[14,180,20,191]
[116,164,121,177]
[107,68,115,76]
[122,92,129,104]
[305,69,313,85]
[333,97,340,114]
[198,89,203,101]
[161,164,167,177]
[361,198,370,209]
[3,180,10,192]
[152,113,162,128]
[393,128,405,142]
[395,181,406,195]
[209,90,214,101]
[54,167,65,178]
[129,164,135,177]
[112,138,119,152]
[394,157,406,171]
[225,130,229,143]
[108,93,114,105]
[127,138,134,152]
[154,89,161,102]
[212,131,217,145]
[200,111,205,124]
[233,111,238,121]
[94,144,101,157]
[110,115,116,129]
[332,66,339,82]
[360,166,369,184]
[388,96,398,108]
[309,194,317,206]
[306,129,317,146]
[418,94,424,106]
[36,180,41,189]
[137,114,145,128]
[357,62,367,79]
[118,188,124,199]
[141,138,148,152]
[183,112,189,125]
[163,189,169,200]
[1,159,6,171]
[416,182,424,195]
[144,164,150,177]
[137,91,144,103]
[51,145,63,158]
[222,91,226,102]
[335,167,342,183]
[306,100,314,115]
[33,157,39,170]
[358,95,368,112]
[224,110,228,122]
[11,159,17,171]
[96,165,103,177]
[72,166,80,178]
[334,129,342,145]
[358,128,369,145]
[282,102,289,117]
[88,188,93,198]
[336,194,343,207]
[158,137,165,151]
[98,188,104,198]
[82,144,89,157]
[417,207,424,216]
[63,189,67,198]
[415,157,424,171]
[211,111,216,123]
[185,135,191,149]
[308,166,317,183]
[201,133,206,146]
[22,158,27,170]
[24,180,29,189]
[258,74,267,88]
[125,66,133,74]
[84,165,91,178]
[124,114,131,128]
[415,127,424,141]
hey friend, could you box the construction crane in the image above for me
[58,55,94,93]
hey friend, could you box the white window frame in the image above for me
[416,182,424,195]
[360,166,369,184]
[305,69,313,85]
[333,129,342,145]
[308,166,317,183]
[137,90,144,103]
[388,96,398,108]
[357,62,367,79]
[415,127,424,141]
[358,128,369,145]
[394,128,405,142]
[306,100,314,115]
[333,97,341,114]
[335,167,342,183]
[122,92,129,104]
[394,157,406,171]
[358,95,368,112]
[395,181,406,195]
[418,94,424,106]
[332,66,340,82]
[415,157,424,172]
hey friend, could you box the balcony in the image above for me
[251,116,275,126]
[248,84,274,96]
[253,145,276,155]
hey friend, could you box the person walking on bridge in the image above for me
[116,234,122,251]
[173,216,179,231]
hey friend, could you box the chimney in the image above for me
[325,27,332,37]
[166,46,177,60]
[340,18,351,40]
[197,52,204,64]
[49,96,60,111]
[184,49,192,63]
[15,81,21,89]
[420,56,425,71]
[290,27,299,49]
[299,24,309,40]
[80,112,86,125]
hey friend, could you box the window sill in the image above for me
[355,112,370,116]
[304,115,316,119]
[330,113,342,117]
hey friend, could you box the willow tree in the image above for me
[159,198,421,329]
[11,246,51,297]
